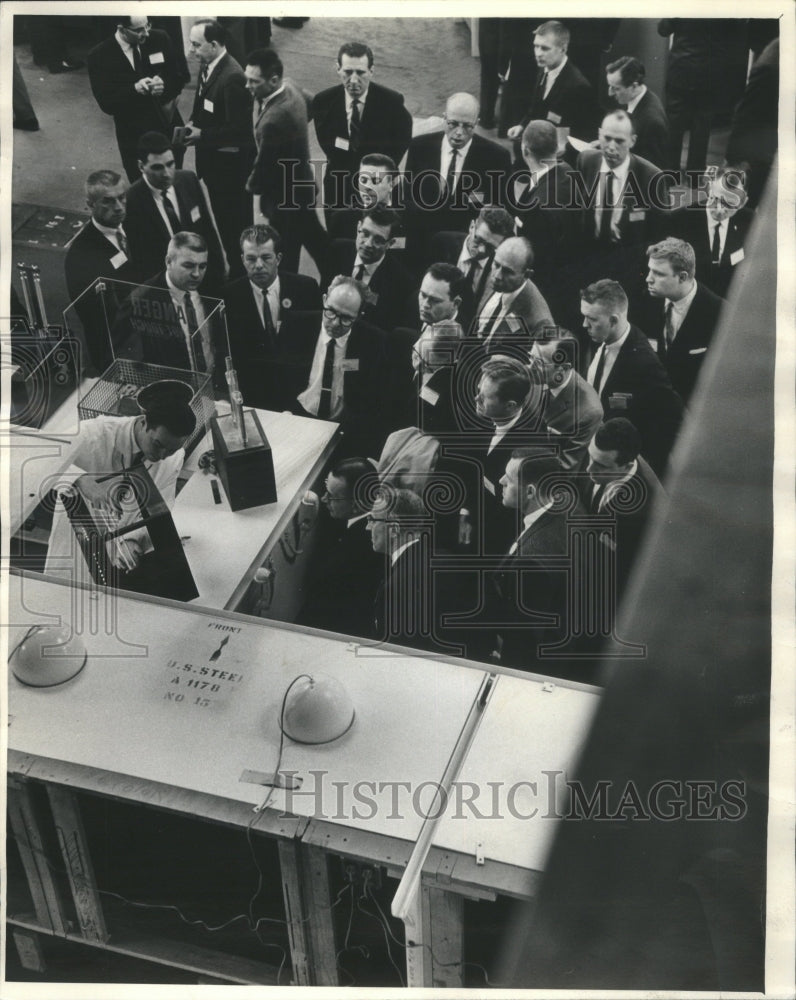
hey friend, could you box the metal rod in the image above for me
[31,265,49,331]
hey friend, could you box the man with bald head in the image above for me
[404,91,511,268]
[474,236,553,351]
[290,275,392,454]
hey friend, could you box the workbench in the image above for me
[6,571,600,986]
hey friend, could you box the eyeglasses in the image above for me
[445,118,477,132]
[323,306,357,327]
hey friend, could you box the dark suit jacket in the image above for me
[285,312,392,453]
[626,88,669,169]
[592,324,684,476]
[223,271,322,408]
[584,455,664,597]
[125,171,226,294]
[426,231,495,336]
[403,132,511,255]
[632,283,725,404]
[87,30,184,146]
[322,240,418,332]
[190,52,254,183]
[297,514,383,639]
[666,205,753,298]
[247,78,315,217]
[519,59,598,140]
[115,270,224,380]
[64,221,146,371]
[477,279,554,352]
[575,149,671,249]
[512,162,578,300]
[543,371,604,472]
[312,82,412,207]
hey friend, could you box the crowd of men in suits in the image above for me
[60,16,769,682]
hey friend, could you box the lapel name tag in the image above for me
[730,247,745,265]
[420,384,439,405]
[204,98,214,113]
[110,250,128,269]
[546,110,562,125]
[148,51,165,65]
[608,393,631,410]
[190,205,201,222]
[629,210,646,222]
[342,358,360,372]
[391,236,406,249]
[335,136,350,150]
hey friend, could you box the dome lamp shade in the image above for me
[11,625,87,687]
[280,674,355,745]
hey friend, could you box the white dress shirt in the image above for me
[488,407,523,454]
[595,154,631,239]
[115,30,139,70]
[92,218,126,255]
[478,284,524,343]
[440,136,473,195]
[664,280,699,343]
[165,273,209,369]
[587,323,632,394]
[542,57,568,98]
[250,276,281,332]
[143,176,182,236]
[509,501,554,554]
[298,329,351,418]
[626,86,648,114]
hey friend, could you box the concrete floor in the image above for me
[12,16,482,215]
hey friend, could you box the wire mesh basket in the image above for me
[78,359,214,453]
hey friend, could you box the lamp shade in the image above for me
[280,674,355,744]
[11,625,87,687]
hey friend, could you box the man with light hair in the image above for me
[638,236,724,403]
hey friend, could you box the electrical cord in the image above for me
[357,882,406,986]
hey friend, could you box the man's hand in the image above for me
[73,474,121,514]
[150,74,165,96]
[134,77,154,95]
[507,125,522,140]
[182,125,202,145]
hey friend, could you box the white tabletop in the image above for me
[8,574,488,845]
[432,672,601,871]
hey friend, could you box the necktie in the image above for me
[161,191,182,235]
[349,99,361,150]
[465,257,480,289]
[261,292,277,349]
[711,222,722,264]
[662,301,675,355]
[599,172,615,241]
[353,264,365,282]
[591,344,607,394]
[116,228,128,255]
[479,296,502,340]
[132,45,143,75]
[445,149,458,197]
[183,292,202,369]
[200,65,209,94]
[317,338,336,419]
[539,69,549,99]
[590,483,606,514]
[257,98,264,117]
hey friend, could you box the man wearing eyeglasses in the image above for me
[290,276,391,455]
[88,16,186,183]
[322,205,417,332]
[664,168,753,298]
[404,92,511,269]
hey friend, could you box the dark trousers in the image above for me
[201,158,253,280]
[268,198,329,274]
[666,87,713,176]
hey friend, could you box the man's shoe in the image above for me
[48,58,84,74]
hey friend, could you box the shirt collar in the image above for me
[391,536,420,567]
[492,406,523,435]
[262,82,286,110]
[204,50,226,79]
[347,511,369,528]
[548,367,573,397]
[667,280,698,315]
[522,501,554,531]
[354,254,380,275]
[321,329,351,349]
[499,283,525,308]
[604,460,639,502]
[605,322,632,352]
[92,217,123,238]
[115,30,135,54]
[165,273,195,299]
[249,275,279,297]
[345,90,367,111]
[626,85,647,113]
[545,56,567,86]
[143,175,172,199]
[443,135,473,160]
[600,155,631,185]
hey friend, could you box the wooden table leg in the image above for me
[7,775,68,935]
[45,784,108,943]
[402,884,465,987]
[277,839,339,986]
